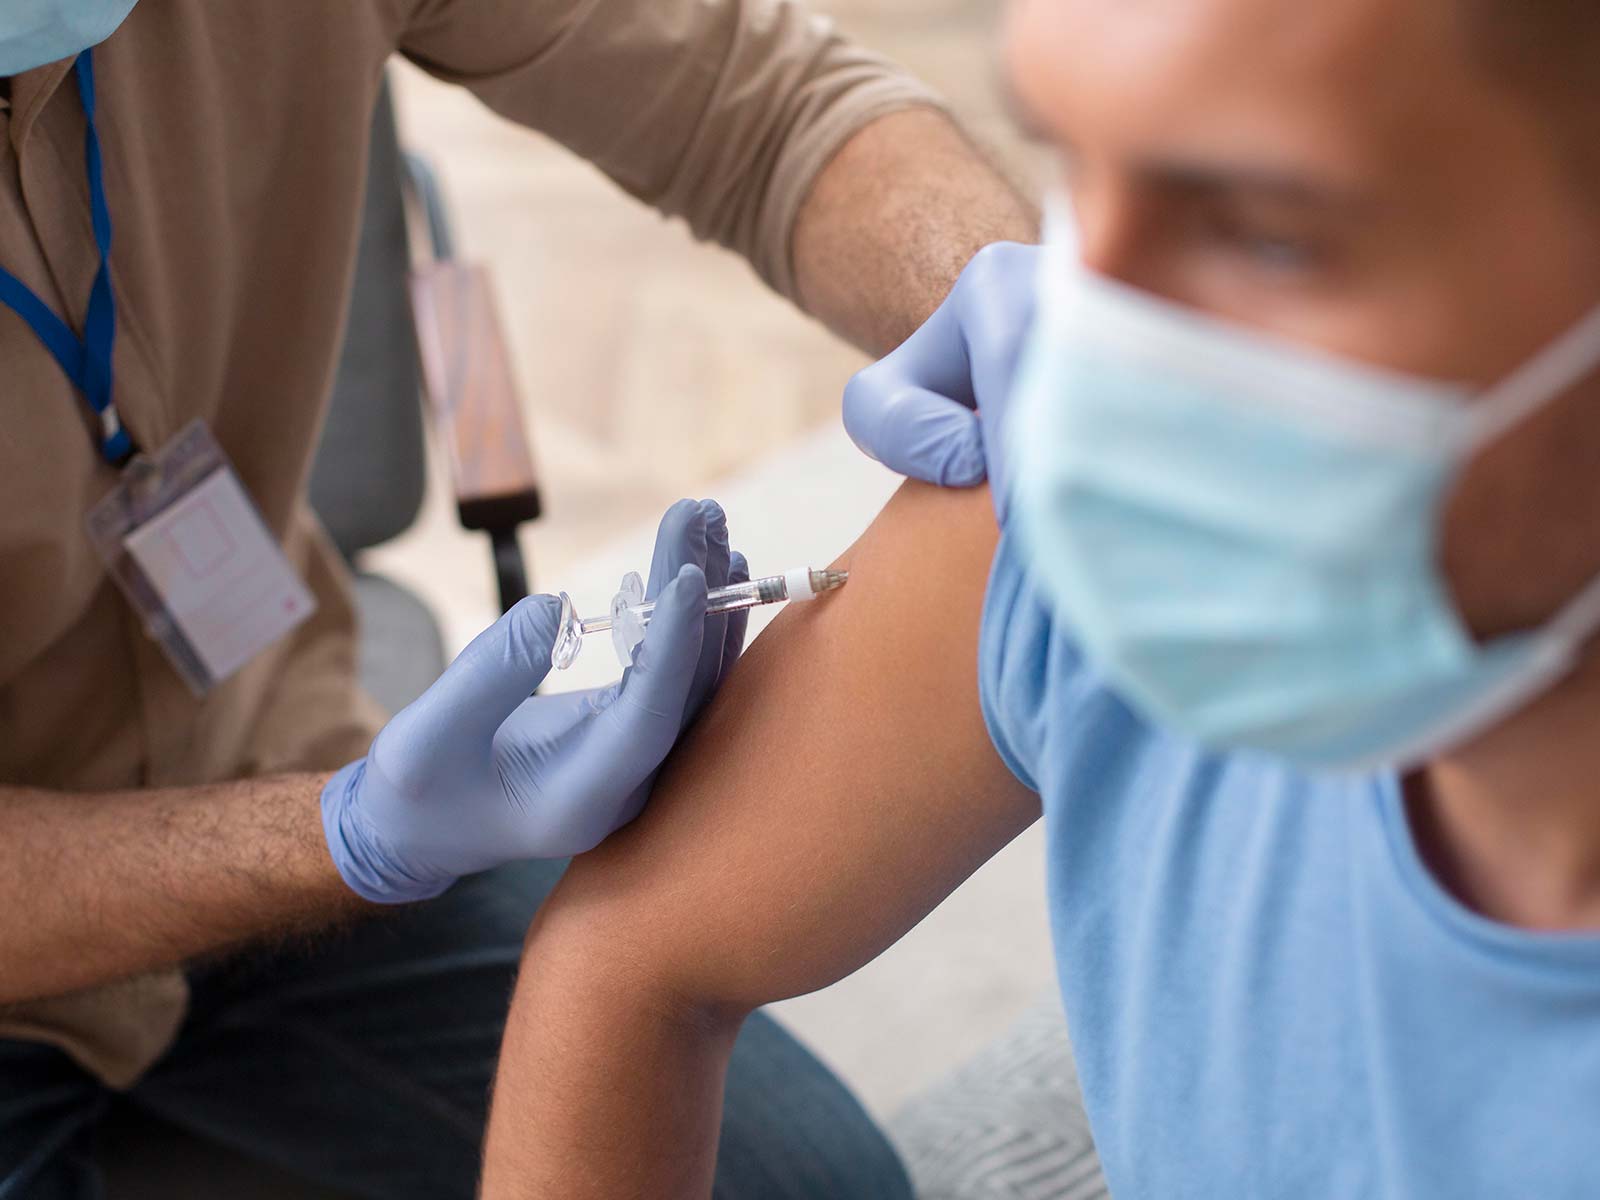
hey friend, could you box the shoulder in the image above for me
[979,528,1168,797]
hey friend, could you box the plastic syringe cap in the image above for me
[783,566,815,600]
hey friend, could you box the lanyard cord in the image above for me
[0,50,133,466]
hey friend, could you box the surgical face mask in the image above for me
[0,0,136,76]
[1006,200,1600,772]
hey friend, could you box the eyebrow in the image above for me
[1137,157,1375,213]
[994,66,1374,214]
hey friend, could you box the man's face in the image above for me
[1003,0,1600,639]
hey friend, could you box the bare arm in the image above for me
[0,773,364,1003]
[793,109,1038,355]
[482,481,1037,1198]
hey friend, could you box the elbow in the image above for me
[520,883,762,1038]
[0,947,54,1007]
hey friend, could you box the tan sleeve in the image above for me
[396,0,947,301]
[0,972,189,1090]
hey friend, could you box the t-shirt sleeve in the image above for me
[979,528,1152,797]
[395,0,947,301]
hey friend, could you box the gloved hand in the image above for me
[322,498,748,904]
[842,241,1039,513]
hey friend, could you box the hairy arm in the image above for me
[793,109,1038,355]
[482,482,1037,1198]
[0,773,363,1003]
[404,1,1033,358]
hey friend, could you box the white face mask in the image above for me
[0,1,136,76]
[1005,199,1600,772]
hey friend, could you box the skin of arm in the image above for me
[0,773,364,1004]
[481,481,1039,1199]
[791,108,1039,356]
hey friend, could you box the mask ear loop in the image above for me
[1455,300,1600,650]
[1544,565,1600,649]
[1382,556,1600,771]
[1461,302,1600,454]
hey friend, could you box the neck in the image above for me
[1410,648,1600,931]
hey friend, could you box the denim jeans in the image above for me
[0,859,910,1199]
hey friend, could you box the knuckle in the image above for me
[657,497,702,536]
[960,241,1036,301]
[842,369,883,433]
[655,498,701,544]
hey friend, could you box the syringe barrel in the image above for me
[558,567,846,668]
[626,574,787,626]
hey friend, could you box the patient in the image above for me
[483,0,1600,1195]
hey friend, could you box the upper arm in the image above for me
[528,479,1040,1013]
[398,0,938,300]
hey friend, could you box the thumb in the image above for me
[390,594,562,754]
[844,381,987,487]
[597,564,707,766]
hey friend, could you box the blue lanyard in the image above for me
[0,50,133,466]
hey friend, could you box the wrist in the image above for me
[320,758,455,905]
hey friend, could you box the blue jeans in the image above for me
[0,859,910,1199]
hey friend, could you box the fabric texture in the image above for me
[0,0,939,1083]
[890,999,1107,1200]
[303,81,426,563]
[977,528,1600,1198]
[1,860,912,1200]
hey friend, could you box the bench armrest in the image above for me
[410,260,543,612]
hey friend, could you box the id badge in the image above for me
[85,420,316,695]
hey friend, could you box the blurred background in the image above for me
[370,0,1055,1123]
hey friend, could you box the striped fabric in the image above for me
[890,1001,1109,1200]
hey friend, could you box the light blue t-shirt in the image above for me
[979,530,1600,1199]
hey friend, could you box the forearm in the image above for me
[793,108,1038,355]
[485,928,740,1200]
[0,772,364,1002]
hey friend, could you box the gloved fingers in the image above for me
[382,594,563,765]
[685,500,732,720]
[857,296,975,409]
[978,407,1014,522]
[701,499,731,590]
[597,564,709,767]
[715,550,751,693]
[845,382,987,487]
[645,498,709,600]
[844,241,1044,487]
[842,294,968,472]
[527,568,705,854]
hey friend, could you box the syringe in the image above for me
[552,567,849,670]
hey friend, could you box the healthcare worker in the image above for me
[471,0,1600,1194]
[0,2,1035,1196]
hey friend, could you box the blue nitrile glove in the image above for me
[842,241,1039,513]
[322,498,749,904]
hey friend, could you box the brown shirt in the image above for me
[0,0,939,1086]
